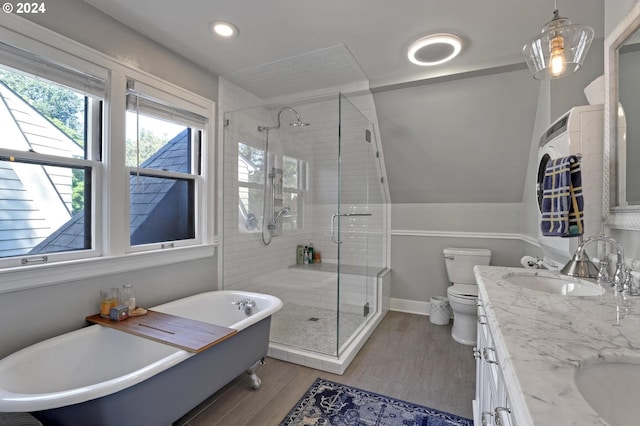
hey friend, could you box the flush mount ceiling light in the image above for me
[407,33,462,66]
[522,1,594,80]
[210,20,239,38]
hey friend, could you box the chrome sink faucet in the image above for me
[561,235,630,292]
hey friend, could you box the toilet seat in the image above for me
[447,285,477,303]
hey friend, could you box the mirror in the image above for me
[605,2,640,229]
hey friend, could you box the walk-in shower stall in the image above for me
[222,93,389,373]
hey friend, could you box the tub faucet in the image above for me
[560,235,630,292]
[233,298,256,315]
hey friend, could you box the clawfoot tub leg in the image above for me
[246,357,265,390]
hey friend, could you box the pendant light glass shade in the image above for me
[522,9,594,80]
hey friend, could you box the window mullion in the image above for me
[103,72,129,255]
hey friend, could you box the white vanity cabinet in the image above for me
[473,297,514,426]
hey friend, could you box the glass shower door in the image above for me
[336,94,374,355]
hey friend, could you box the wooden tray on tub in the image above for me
[86,310,237,353]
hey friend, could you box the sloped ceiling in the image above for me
[80,0,604,89]
[374,67,540,203]
[76,0,605,204]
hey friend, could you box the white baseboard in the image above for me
[390,297,456,321]
[390,298,429,315]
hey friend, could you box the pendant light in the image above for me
[522,1,594,80]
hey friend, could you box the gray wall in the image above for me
[0,258,216,357]
[0,0,219,358]
[390,203,527,304]
[385,40,603,307]
[550,39,605,121]
[375,68,539,204]
[606,0,640,36]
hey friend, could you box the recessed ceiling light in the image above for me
[407,33,462,66]
[210,20,239,38]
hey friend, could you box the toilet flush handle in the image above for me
[444,255,454,260]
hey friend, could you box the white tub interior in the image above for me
[0,325,190,412]
[0,326,184,395]
[152,290,283,331]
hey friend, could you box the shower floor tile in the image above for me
[270,303,364,356]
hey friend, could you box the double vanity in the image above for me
[468,1,640,424]
[473,265,640,426]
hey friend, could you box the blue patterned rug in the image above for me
[279,378,473,426]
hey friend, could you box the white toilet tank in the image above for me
[444,247,492,284]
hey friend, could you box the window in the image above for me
[0,20,216,286]
[126,81,206,249]
[237,142,264,232]
[237,143,305,233]
[0,59,102,266]
[282,155,306,230]
[0,27,214,284]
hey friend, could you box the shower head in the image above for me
[258,106,310,132]
[273,206,291,222]
[267,206,291,231]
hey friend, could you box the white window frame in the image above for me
[282,155,307,231]
[0,38,105,269]
[237,142,266,234]
[125,80,207,252]
[0,16,217,294]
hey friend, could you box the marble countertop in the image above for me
[474,265,640,425]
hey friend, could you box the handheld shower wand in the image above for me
[268,207,291,230]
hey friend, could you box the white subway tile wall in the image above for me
[223,97,385,283]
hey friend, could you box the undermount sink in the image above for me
[575,356,640,426]
[501,271,604,296]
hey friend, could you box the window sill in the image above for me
[0,244,217,294]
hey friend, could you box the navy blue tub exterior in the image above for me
[33,317,271,426]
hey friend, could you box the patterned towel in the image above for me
[540,155,584,237]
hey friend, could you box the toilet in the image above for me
[443,247,492,345]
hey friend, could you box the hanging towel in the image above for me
[540,155,584,237]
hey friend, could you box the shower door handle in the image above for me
[331,214,342,244]
[330,213,372,244]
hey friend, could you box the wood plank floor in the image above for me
[175,311,476,426]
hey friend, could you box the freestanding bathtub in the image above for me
[0,290,282,426]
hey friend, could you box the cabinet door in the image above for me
[476,300,494,425]
[473,343,483,423]
[476,296,515,426]
[474,302,485,422]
